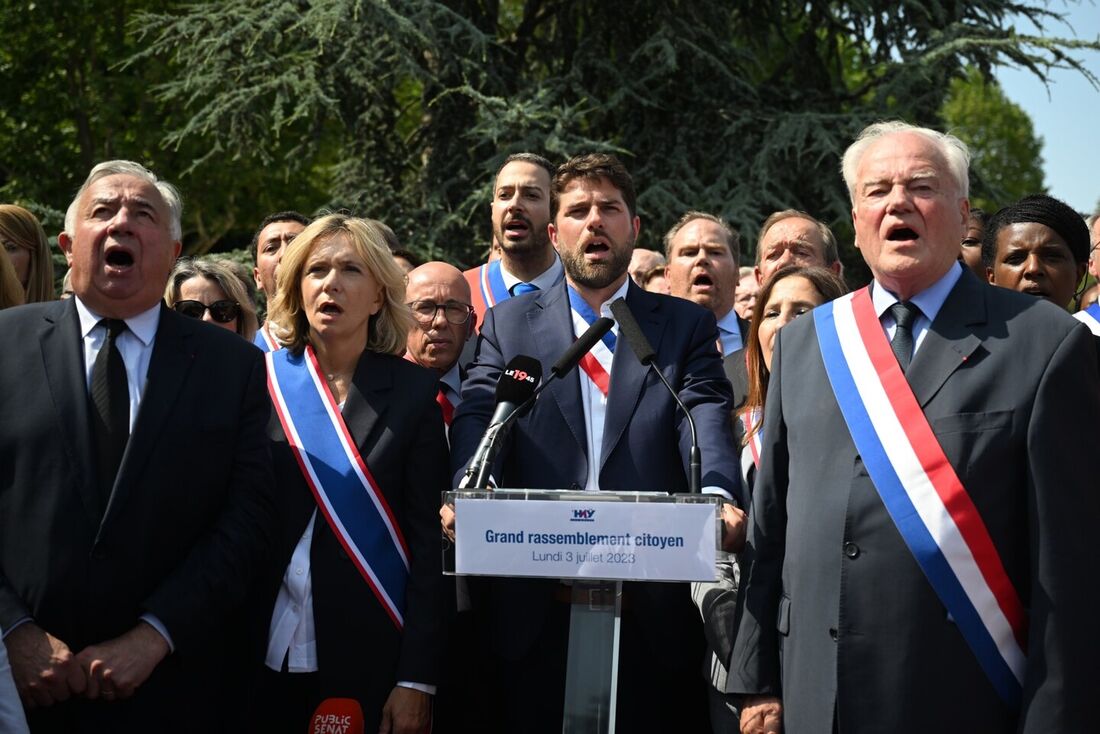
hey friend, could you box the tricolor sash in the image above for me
[471,261,510,316]
[1073,302,1100,336]
[266,346,410,629]
[814,287,1027,706]
[740,408,762,470]
[569,286,615,396]
[254,322,280,353]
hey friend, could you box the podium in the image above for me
[444,488,722,734]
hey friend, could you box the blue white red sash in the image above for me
[568,286,615,396]
[814,287,1026,706]
[254,322,280,353]
[266,346,409,629]
[740,408,762,470]
[1073,302,1100,336]
[478,262,510,310]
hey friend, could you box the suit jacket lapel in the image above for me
[531,283,588,466]
[102,306,195,530]
[908,271,985,408]
[601,284,666,474]
[342,350,391,461]
[38,299,102,524]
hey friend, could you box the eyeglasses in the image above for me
[407,300,474,325]
[173,299,241,323]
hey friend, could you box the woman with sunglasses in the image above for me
[164,257,260,341]
[250,213,448,733]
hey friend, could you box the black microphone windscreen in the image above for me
[551,317,614,377]
[609,298,656,365]
[495,355,542,404]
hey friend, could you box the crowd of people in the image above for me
[0,119,1098,734]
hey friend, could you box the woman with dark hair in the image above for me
[739,265,848,488]
[0,204,54,303]
[251,213,448,733]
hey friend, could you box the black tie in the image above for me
[889,301,920,372]
[90,319,130,502]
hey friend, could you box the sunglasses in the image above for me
[173,299,241,323]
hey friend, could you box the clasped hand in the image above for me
[6,621,169,707]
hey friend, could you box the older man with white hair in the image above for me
[0,160,275,732]
[730,122,1100,734]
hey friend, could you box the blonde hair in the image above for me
[0,246,26,310]
[268,213,412,355]
[0,204,55,303]
[165,256,260,341]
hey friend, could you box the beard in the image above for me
[560,235,635,290]
[494,216,551,258]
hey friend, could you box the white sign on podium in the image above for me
[453,494,718,582]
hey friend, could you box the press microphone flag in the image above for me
[308,698,364,734]
[609,298,701,494]
[465,355,542,488]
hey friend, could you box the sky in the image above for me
[994,1,1100,213]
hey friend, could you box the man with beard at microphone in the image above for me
[449,153,744,734]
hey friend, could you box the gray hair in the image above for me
[663,210,740,262]
[841,121,970,204]
[64,160,183,241]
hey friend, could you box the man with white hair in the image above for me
[0,160,275,731]
[730,122,1100,734]
[1074,213,1100,332]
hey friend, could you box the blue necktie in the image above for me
[511,282,539,296]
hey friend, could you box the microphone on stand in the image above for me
[465,355,542,489]
[463,317,614,489]
[609,298,701,494]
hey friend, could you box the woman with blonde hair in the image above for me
[0,204,55,302]
[165,256,260,341]
[252,213,448,732]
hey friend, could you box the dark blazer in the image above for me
[0,299,276,733]
[259,350,449,730]
[722,347,749,412]
[728,270,1100,733]
[450,279,740,669]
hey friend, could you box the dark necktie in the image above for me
[889,301,920,372]
[90,319,130,502]
[511,282,539,296]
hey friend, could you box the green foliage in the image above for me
[3,0,1099,290]
[941,67,1045,212]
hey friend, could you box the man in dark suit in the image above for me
[730,122,1100,733]
[0,160,275,732]
[724,210,842,410]
[450,153,744,733]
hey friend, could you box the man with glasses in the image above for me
[405,262,477,427]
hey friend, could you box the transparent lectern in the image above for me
[443,488,722,734]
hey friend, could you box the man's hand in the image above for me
[74,621,169,701]
[440,503,456,543]
[4,623,86,708]
[377,686,432,734]
[720,501,747,553]
[740,695,782,734]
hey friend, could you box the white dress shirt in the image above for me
[575,279,630,492]
[715,307,744,356]
[500,256,564,294]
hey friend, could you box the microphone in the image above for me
[308,698,364,734]
[551,317,614,377]
[609,298,701,494]
[465,355,543,488]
